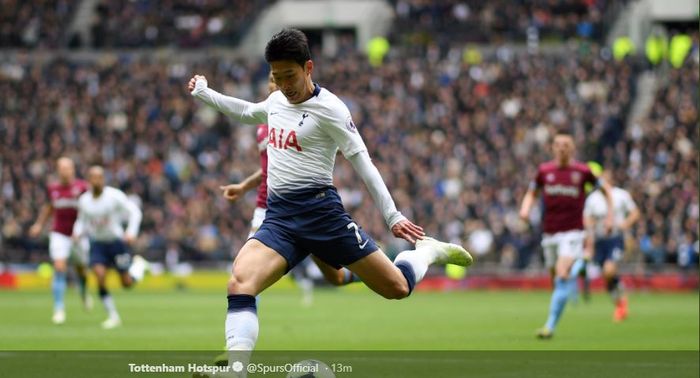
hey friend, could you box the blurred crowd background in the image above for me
[0,0,697,273]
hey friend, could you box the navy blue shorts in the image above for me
[252,186,378,272]
[594,235,624,265]
[89,240,132,272]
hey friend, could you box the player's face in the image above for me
[552,135,574,164]
[56,158,75,183]
[88,168,105,191]
[267,72,279,95]
[270,60,312,104]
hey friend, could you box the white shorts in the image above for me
[541,230,585,269]
[248,207,267,238]
[49,232,90,265]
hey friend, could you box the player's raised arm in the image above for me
[320,100,423,242]
[346,151,424,243]
[188,75,268,125]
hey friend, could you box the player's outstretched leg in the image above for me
[51,259,68,324]
[349,237,472,300]
[393,237,473,294]
[538,256,576,339]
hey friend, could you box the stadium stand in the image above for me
[90,0,274,48]
[0,0,77,48]
[0,1,697,275]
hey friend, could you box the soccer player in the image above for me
[29,157,91,324]
[584,170,640,322]
[219,73,357,304]
[189,29,472,358]
[519,131,613,339]
[72,166,148,329]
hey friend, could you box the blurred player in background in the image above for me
[519,131,613,339]
[190,28,472,364]
[584,170,640,322]
[219,73,359,307]
[72,166,148,329]
[29,157,91,324]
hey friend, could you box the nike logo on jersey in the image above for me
[298,113,309,127]
[359,239,369,249]
[270,112,279,116]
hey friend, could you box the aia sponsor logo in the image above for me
[268,128,302,152]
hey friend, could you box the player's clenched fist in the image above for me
[188,74,208,94]
[219,183,245,203]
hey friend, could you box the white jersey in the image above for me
[193,81,405,228]
[584,186,637,237]
[198,84,367,197]
[73,187,142,241]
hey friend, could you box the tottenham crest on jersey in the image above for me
[298,112,309,127]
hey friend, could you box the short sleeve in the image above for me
[322,100,367,158]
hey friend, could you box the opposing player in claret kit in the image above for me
[519,131,614,339]
[72,166,149,329]
[29,157,91,324]
[188,28,473,362]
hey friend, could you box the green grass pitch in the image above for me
[0,282,697,377]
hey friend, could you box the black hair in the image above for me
[264,28,311,67]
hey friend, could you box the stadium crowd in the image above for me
[390,0,622,50]
[0,0,76,48]
[1,36,697,270]
[90,0,273,48]
[2,0,622,49]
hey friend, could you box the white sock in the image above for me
[226,310,259,351]
[393,246,435,284]
[225,310,258,377]
[101,294,120,319]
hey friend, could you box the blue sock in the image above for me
[395,262,416,295]
[545,278,570,332]
[52,271,67,312]
[570,259,585,276]
[568,259,585,302]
